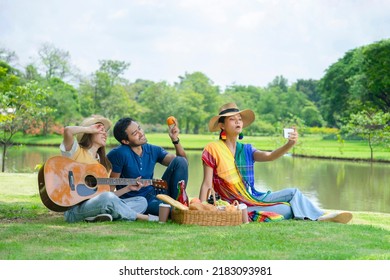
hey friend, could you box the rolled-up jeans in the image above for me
[64,191,148,223]
[248,188,325,220]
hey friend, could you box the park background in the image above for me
[1,0,389,262]
[1,37,389,169]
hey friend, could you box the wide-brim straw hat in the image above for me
[76,115,112,142]
[208,102,255,132]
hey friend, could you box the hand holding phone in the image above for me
[283,128,294,139]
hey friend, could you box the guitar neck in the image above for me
[96,178,153,186]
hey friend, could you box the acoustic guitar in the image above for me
[38,156,167,212]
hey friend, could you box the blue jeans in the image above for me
[248,188,325,220]
[145,156,188,215]
[64,192,148,223]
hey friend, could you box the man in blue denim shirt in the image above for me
[107,117,188,216]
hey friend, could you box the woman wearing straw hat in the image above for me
[199,103,352,223]
[60,115,158,223]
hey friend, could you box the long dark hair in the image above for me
[79,134,112,173]
[218,116,226,140]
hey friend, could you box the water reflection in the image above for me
[2,145,390,214]
[251,156,390,214]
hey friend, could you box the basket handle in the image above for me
[231,200,239,207]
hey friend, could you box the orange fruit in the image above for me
[190,197,201,204]
[166,116,176,126]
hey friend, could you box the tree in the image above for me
[178,88,205,134]
[301,105,324,127]
[176,72,220,134]
[268,75,289,92]
[0,64,52,171]
[127,79,155,102]
[138,81,178,125]
[344,110,390,161]
[98,60,130,87]
[37,43,72,80]
[295,79,320,105]
[0,47,18,64]
[319,39,390,127]
[100,84,140,122]
[318,50,359,127]
[89,59,131,114]
[47,78,80,128]
[24,63,43,82]
[360,39,390,111]
[223,85,263,113]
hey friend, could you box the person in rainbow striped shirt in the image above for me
[199,103,352,224]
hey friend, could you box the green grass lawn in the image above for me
[1,173,390,260]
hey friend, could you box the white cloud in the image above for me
[1,0,389,88]
[107,9,129,20]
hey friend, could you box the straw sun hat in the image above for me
[208,103,255,132]
[76,115,112,142]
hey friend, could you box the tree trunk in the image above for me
[185,119,190,134]
[193,124,199,134]
[1,142,7,172]
[368,133,373,162]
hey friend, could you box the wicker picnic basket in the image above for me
[171,189,243,226]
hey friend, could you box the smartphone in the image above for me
[283,128,294,139]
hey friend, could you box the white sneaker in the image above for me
[85,214,113,223]
[318,212,352,224]
[148,214,159,222]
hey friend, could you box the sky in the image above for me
[1,0,389,89]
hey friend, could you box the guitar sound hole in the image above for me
[85,175,97,188]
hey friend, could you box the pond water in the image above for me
[2,145,390,214]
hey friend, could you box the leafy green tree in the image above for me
[0,47,18,64]
[47,78,80,127]
[98,60,130,86]
[0,60,22,77]
[295,79,320,105]
[223,85,279,134]
[37,43,72,80]
[224,84,280,128]
[0,64,52,171]
[280,87,309,120]
[268,75,289,92]
[100,84,140,122]
[318,50,359,127]
[124,79,156,121]
[301,105,324,127]
[77,78,96,118]
[127,79,155,102]
[224,80,318,134]
[178,88,205,134]
[24,63,43,82]
[319,39,390,127]
[223,85,262,113]
[344,110,390,161]
[89,59,131,115]
[257,92,281,124]
[138,81,178,125]
[176,72,220,134]
[360,39,390,111]
[264,78,308,127]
